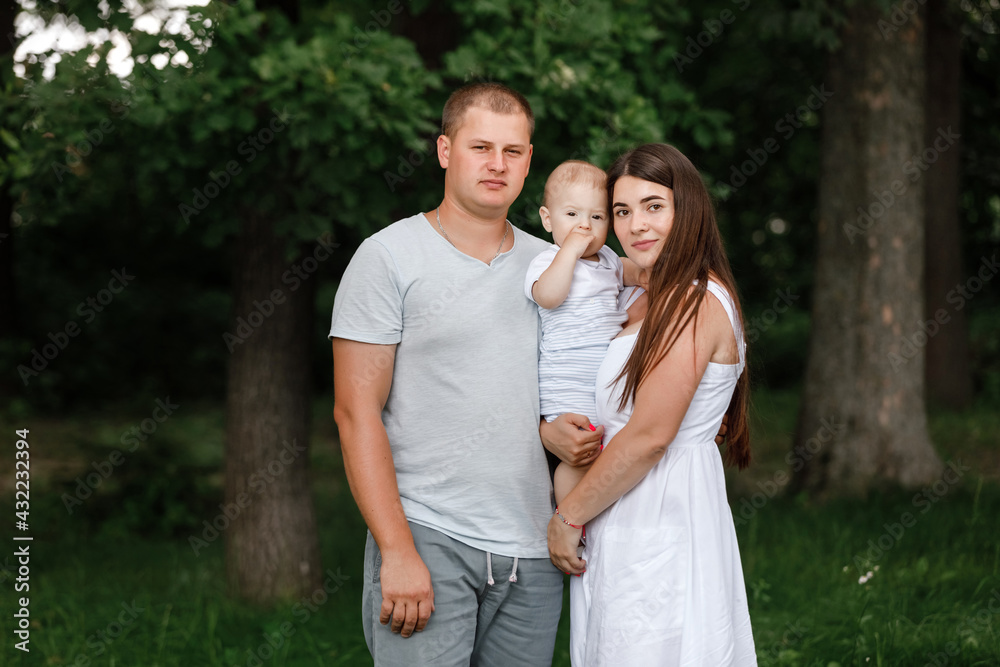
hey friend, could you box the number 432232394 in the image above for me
[16,429,30,525]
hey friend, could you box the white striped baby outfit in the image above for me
[524,244,628,425]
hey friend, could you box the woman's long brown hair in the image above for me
[608,144,751,469]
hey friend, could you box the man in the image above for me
[330,83,602,666]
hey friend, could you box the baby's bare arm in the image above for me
[532,233,593,308]
[554,460,593,506]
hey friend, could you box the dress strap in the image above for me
[620,285,645,311]
[705,280,746,367]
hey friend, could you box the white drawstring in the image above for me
[486,552,518,585]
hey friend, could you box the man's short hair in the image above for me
[441,83,535,139]
[543,160,607,208]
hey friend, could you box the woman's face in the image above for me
[612,175,676,270]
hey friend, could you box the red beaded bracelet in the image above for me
[554,506,582,529]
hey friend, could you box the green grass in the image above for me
[1,391,999,666]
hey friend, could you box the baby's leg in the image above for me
[554,461,592,505]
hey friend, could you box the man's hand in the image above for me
[540,413,604,466]
[379,546,435,637]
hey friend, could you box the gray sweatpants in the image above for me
[362,522,564,666]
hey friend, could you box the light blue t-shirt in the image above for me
[330,213,552,558]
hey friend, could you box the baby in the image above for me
[524,160,633,504]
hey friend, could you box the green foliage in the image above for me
[0,58,37,215]
[20,1,440,250]
[5,0,735,408]
[72,440,220,540]
[961,1,1000,265]
[968,307,1000,404]
[7,1,441,410]
[5,0,999,406]
[439,0,733,228]
[748,308,812,389]
[4,204,233,413]
[665,0,828,387]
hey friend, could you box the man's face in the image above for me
[437,106,533,219]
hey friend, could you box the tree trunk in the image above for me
[224,211,322,604]
[924,0,972,409]
[398,4,460,70]
[792,4,943,497]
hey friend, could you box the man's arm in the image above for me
[332,338,434,637]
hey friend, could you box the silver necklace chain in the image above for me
[436,209,509,263]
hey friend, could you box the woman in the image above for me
[543,143,757,665]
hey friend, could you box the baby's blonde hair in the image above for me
[543,160,607,208]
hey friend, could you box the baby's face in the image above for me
[541,181,609,257]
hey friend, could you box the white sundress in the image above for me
[569,280,757,667]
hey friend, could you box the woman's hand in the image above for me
[540,413,604,466]
[547,512,586,575]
